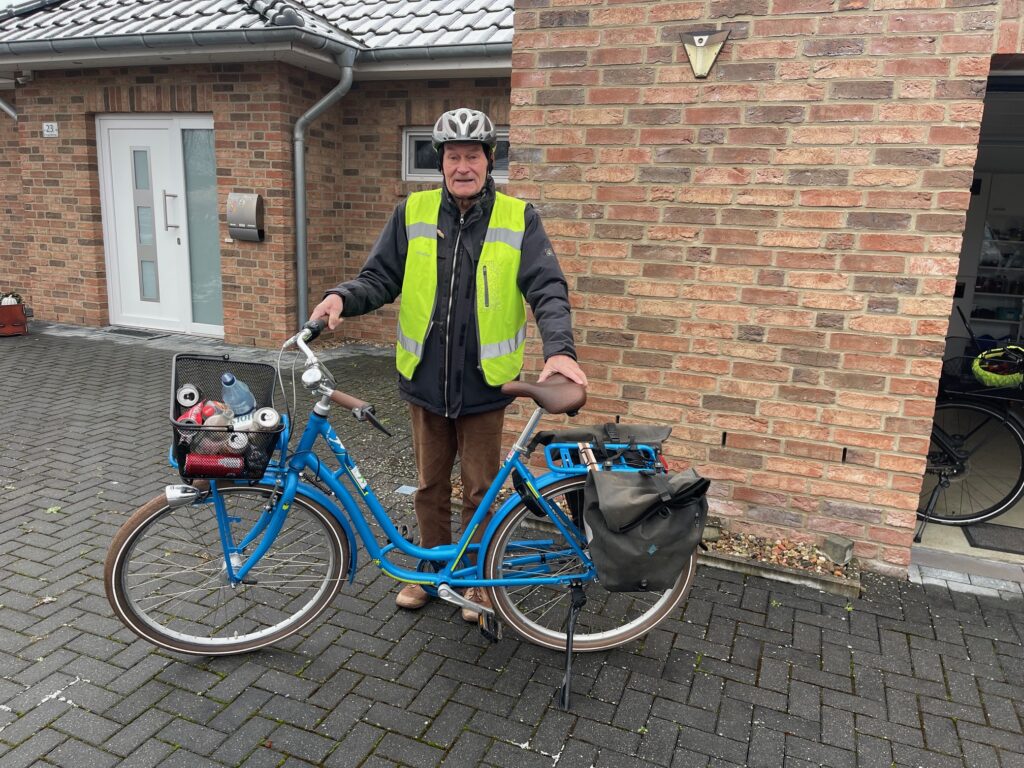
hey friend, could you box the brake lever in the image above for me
[354,405,393,437]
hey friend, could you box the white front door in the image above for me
[97,115,223,335]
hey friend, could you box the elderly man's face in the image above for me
[442,142,489,201]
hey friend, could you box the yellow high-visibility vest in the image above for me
[398,189,527,386]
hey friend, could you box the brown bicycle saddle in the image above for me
[501,373,587,415]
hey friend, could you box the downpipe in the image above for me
[0,95,16,122]
[294,48,357,326]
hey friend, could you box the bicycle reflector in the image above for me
[972,345,1024,388]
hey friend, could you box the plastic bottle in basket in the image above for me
[221,372,256,427]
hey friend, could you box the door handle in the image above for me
[163,191,179,230]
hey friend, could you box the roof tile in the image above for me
[0,0,514,50]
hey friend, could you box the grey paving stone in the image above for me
[0,728,65,768]
[4,328,1024,768]
[117,738,176,768]
[267,723,336,764]
[46,737,120,768]
[323,722,385,768]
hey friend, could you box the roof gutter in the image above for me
[355,42,511,63]
[294,46,356,327]
[0,27,361,58]
[0,94,14,121]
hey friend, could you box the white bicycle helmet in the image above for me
[431,108,497,153]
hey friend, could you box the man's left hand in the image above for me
[539,354,588,387]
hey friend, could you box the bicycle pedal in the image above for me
[479,612,502,642]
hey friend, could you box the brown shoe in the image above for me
[396,584,430,610]
[461,587,492,622]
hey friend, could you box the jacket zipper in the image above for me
[443,213,465,418]
[482,265,490,308]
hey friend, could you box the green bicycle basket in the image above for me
[972,345,1024,388]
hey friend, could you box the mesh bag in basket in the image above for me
[169,354,284,480]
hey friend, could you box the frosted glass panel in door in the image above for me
[182,129,222,326]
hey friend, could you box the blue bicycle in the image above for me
[104,323,698,659]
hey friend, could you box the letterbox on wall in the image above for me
[227,192,265,242]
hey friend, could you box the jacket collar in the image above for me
[441,177,495,224]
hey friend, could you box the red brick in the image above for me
[754,17,817,36]
[869,36,938,54]
[888,12,954,32]
[647,2,704,22]
[685,107,743,124]
[929,125,981,144]
[883,58,950,76]
[800,189,862,207]
[593,47,644,65]
[810,104,875,122]
[643,86,701,104]
[940,33,997,54]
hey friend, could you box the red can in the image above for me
[184,454,244,477]
[177,403,205,425]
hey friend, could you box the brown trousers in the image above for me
[408,404,506,556]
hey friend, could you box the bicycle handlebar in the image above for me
[283,320,393,436]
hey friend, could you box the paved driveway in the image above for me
[1,325,1022,767]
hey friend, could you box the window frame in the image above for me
[402,127,510,183]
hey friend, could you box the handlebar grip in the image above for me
[303,319,325,342]
[329,389,369,411]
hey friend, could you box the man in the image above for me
[309,107,587,620]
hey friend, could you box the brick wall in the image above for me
[510,2,1022,575]
[304,78,511,345]
[8,64,510,347]
[0,91,24,296]
[10,63,293,339]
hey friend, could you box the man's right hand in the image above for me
[309,293,344,330]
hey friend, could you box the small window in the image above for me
[402,127,510,183]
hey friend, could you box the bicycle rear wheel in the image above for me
[919,400,1024,525]
[105,482,348,655]
[483,476,697,652]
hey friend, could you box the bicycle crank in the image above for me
[436,584,495,617]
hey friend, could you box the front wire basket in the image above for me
[169,354,284,480]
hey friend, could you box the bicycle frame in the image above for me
[211,404,596,591]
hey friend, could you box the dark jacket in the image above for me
[328,179,577,418]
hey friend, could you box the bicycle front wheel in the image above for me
[483,476,697,652]
[105,482,349,655]
[919,400,1024,525]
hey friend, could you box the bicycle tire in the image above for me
[105,482,348,655]
[918,399,1024,525]
[483,476,697,652]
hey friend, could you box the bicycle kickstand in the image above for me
[914,477,947,543]
[556,581,587,711]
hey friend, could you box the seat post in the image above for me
[511,407,546,455]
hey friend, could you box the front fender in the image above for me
[294,482,359,584]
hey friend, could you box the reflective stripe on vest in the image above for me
[399,189,527,386]
[476,192,527,386]
[397,189,442,380]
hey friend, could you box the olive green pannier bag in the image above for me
[582,467,710,592]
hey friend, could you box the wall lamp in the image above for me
[679,29,730,79]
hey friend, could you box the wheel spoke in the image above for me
[107,485,346,653]
[920,401,1024,524]
[485,477,695,652]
